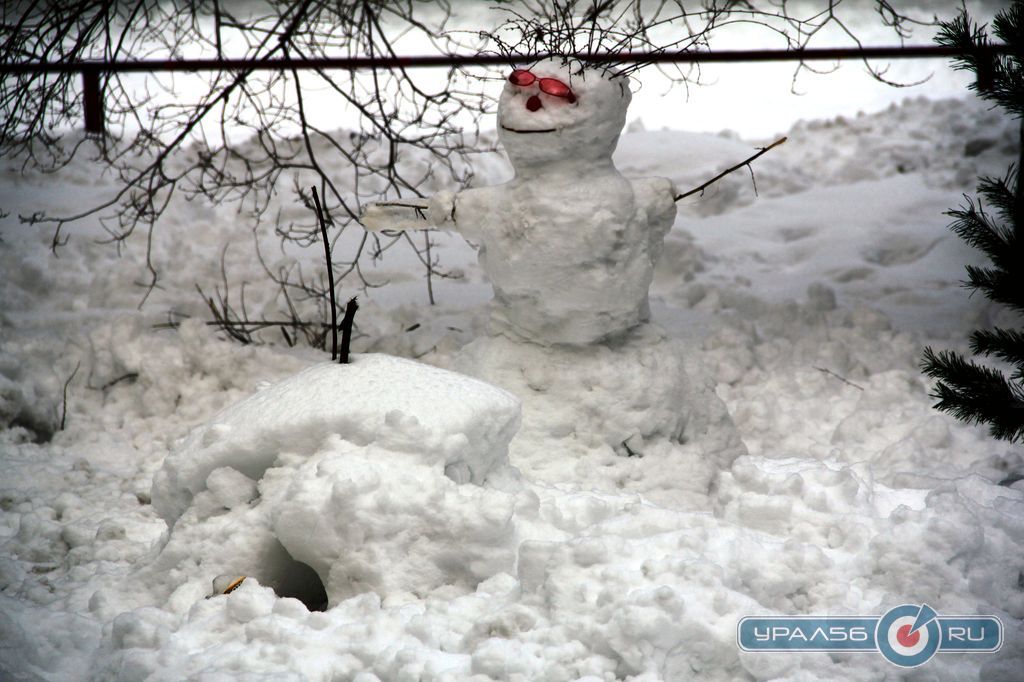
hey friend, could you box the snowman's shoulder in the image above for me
[627,176,678,233]
[628,176,676,202]
[442,184,514,242]
[453,184,513,214]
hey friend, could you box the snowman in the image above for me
[363,57,677,346]
[364,57,745,507]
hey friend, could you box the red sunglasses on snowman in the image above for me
[508,69,577,110]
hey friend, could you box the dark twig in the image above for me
[675,137,788,202]
[198,283,252,344]
[338,296,358,365]
[60,361,81,431]
[155,319,334,331]
[621,438,642,457]
[814,366,865,391]
[311,186,338,361]
[98,372,139,391]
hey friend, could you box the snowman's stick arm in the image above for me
[360,198,433,232]
[374,200,429,212]
[674,136,788,202]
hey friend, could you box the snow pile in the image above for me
[152,354,521,522]
[2,92,1023,680]
[145,354,525,608]
[455,323,745,509]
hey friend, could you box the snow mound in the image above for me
[454,324,746,508]
[5,92,1024,680]
[142,355,529,608]
[151,353,522,524]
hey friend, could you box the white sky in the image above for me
[439,0,1000,138]
[115,2,1001,143]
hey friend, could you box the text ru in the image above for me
[946,625,989,642]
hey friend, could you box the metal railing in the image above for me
[1,44,1010,134]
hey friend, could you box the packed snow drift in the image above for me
[146,355,526,612]
[1,89,1023,682]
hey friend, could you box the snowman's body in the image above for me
[406,59,676,345]
[449,169,674,345]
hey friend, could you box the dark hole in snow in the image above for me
[444,460,472,484]
[272,543,328,612]
[10,412,55,444]
[998,471,1024,487]
[964,137,996,157]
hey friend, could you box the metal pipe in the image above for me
[0,44,1011,75]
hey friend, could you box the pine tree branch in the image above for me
[992,3,1024,117]
[977,169,1020,230]
[963,265,1024,313]
[971,327,1024,364]
[922,347,1024,442]
[924,2,1024,445]
[947,200,1013,269]
[938,3,1024,116]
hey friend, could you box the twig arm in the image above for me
[674,136,788,202]
[361,198,432,232]
[361,191,461,234]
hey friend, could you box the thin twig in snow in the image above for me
[339,296,358,365]
[311,186,338,361]
[675,137,788,202]
[814,366,865,391]
[98,372,139,391]
[60,361,81,431]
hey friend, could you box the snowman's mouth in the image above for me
[501,125,557,134]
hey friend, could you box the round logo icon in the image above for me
[876,604,941,667]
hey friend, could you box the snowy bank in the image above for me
[144,355,526,610]
[1,94,1022,680]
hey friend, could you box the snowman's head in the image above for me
[497,58,631,170]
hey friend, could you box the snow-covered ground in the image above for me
[2,86,1022,681]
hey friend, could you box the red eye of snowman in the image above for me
[508,69,534,87]
[508,69,577,103]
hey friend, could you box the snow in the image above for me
[151,354,522,523]
[453,325,745,509]
[143,355,526,615]
[2,85,1024,681]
